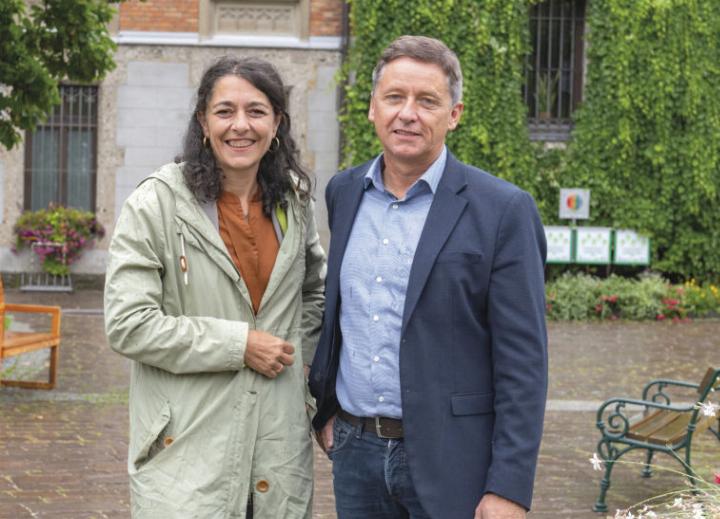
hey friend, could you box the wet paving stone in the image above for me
[1,290,718,518]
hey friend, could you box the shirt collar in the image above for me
[363,146,448,196]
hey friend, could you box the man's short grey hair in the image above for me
[371,35,463,105]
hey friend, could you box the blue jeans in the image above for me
[330,415,432,519]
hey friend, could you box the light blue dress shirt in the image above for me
[336,147,447,419]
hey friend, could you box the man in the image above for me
[309,35,547,519]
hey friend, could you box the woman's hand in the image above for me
[244,330,295,378]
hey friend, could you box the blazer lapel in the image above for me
[326,165,370,289]
[402,154,468,334]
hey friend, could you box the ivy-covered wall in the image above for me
[339,0,537,197]
[563,0,720,282]
[341,0,720,282]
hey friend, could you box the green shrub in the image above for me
[545,273,720,321]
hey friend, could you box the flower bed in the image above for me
[546,274,720,321]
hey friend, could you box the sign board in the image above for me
[559,188,590,220]
[614,229,650,265]
[575,227,612,264]
[544,226,573,263]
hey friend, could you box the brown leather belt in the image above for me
[338,409,404,439]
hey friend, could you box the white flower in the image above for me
[672,497,684,508]
[590,452,604,471]
[697,401,719,417]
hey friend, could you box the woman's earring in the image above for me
[269,136,280,153]
[203,136,209,148]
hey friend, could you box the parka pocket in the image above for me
[132,401,172,470]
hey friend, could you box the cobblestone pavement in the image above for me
[1,289,718,518]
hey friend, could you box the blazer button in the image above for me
[256,480,270,493]
[163,436,174,447]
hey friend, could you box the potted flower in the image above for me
[536,71,559,119]
[13,205,105,276]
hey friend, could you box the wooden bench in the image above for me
[592,367,720,512]
[0,275,61,389]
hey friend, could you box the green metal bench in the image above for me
[592,367,720,513]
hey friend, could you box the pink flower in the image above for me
[656,314,666,321]
[714,473,720,484]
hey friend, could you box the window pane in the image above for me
[30,128,59,211]
[66,129,93,210]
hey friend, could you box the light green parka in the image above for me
[104,163,326,518]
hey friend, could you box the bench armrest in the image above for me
[596,397,694,439]
[642,378,699,402]
[4,304,62,336]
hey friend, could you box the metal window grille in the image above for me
[24,85,98,211]
[524,0,586,141]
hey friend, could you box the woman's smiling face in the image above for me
[198,75,280,180]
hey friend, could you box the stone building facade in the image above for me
[0,0,344,275]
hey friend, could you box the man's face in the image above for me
[369,57,463,168]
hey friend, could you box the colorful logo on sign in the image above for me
[566,193,583,210]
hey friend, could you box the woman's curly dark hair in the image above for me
[179,56,312,215]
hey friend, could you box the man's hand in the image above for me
[474,493,526,519]
[244,330,295,378]
[315,415,335,454]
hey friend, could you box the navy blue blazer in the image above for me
[309,152,548,517]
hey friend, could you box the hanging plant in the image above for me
[13,205,105,276]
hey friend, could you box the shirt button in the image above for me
[382,238,389,245]
[375,276,383,283]
[373,355,380,362]
[256,480,270,493]
[372,314,379,322]
[392,203,399,210]
[378,396,385,402]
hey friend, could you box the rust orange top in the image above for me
[217,189,279,314]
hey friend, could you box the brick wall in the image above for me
[120,0,199,33]
[310,0,343,37]
[119,0,341,37]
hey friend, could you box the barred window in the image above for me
[524,0,586,141]
[24,85,98,211]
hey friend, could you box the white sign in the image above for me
[544,226,573,263]
[559,188,590,220]
[575,227,612,264]
[614,230,650,265]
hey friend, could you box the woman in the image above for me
[104,56,326,518]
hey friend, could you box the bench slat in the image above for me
[3,332,59,355]
[627,410,682,440]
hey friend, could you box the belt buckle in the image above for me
[375,417,391,439]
